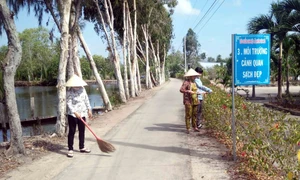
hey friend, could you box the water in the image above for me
[0,84,118,142]
[15,84,117,120]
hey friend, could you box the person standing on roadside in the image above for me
[180,68,200,134]
[65,74,93,158]
[195,67,212,129]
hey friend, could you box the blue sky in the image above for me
[171,0,275,59]
[0,0,275,60]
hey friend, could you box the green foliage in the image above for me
[80,56,93,79]
[17,27,59,83]
[108,90,123,107]
[93,55,114,79]
[203,84,300,178]
[166,50,184,78]
[185,28,200,67]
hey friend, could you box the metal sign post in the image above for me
[231,34,271,161]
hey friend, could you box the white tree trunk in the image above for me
[56,0,71,136]
[123,0,129,99]
[126,2,135,97]
[0,0,25,155]
[77,29,112,111]
[136,60,141,91]
[141,25,152,89]
[156,41,162,85]
[149,38,158,85]
[94,0,127,102]
[161,44,166,83]
[68,2,82,78]
[132,0,139,95]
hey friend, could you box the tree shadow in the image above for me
[110,140,230,162]
[32,140,66,156]
[144,123,186,133]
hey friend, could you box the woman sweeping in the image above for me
[65,74,93,158]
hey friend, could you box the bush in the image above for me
[203,83,300,179]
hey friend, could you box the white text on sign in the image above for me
[242,71,262,78]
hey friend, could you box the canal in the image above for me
[0,83,118,142]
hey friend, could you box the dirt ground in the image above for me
[0,86,161,178]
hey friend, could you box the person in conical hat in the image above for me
[180,68,200,134]
[65,74,92,157]
[65,74,88,87]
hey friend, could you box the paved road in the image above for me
[54,78,231,180]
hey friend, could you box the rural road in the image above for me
[53,78,231,180]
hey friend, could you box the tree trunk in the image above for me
[141,25,152,89]
[286,57,290,94]
[132,0,139,95]
[77,29,112,111]
[126,2,135,97]
[69,1,82,78]
[56,0,71,136]
[161,44,166,83]
[0,0,25,155]
[149,38,158,84]
[156,41,162,85]
[123,0,130,99]
[94,0,127,102]
[136,60,141,91]
[277,42,282,99]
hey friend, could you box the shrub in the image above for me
[203,84,300,179]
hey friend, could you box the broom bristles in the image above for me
[97,138,116,153]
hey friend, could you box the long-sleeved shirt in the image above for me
[195,77,212,100]
[66,87,91,118]
[180,80,192,105]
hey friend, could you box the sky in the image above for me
[0,0,275,60]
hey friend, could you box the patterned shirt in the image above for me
[195,77,212,100]
[180,80,192,105]
[66,87,91,118]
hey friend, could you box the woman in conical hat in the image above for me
[180,68,200,134]
[65,74,92,157]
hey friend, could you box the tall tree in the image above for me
[184,28,200,68]
[90,0,127,102]
[200,52,206,61]
[247,2,292,98]
[78,29,112,111]
[55,0,72,136]
[0,0,25,155]
[18,27,55,81]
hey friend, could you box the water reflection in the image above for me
[0,84,118,142]
[15,84,117,120]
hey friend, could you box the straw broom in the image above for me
[79,117,115,153]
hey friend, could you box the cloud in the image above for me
[174,0,200,15]
[232,0,242,7]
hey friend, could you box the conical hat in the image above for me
[184,68,200,77]
[65,75,88,87]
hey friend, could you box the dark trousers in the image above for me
[196,100,203,127]
[68,115,86,150]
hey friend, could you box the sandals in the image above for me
[80,148,91,153]
[67,148,90,157]
[67,150,73,158]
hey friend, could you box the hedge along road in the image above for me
[2,78,231,180]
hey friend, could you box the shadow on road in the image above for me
[144,123,186,133]
[110,137,229,162]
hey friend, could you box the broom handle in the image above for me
[78,117,101,140]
